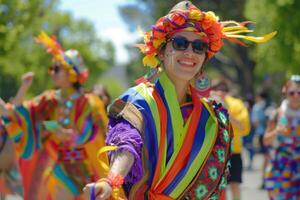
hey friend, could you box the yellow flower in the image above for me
[68,69,77,83]
[189,9,202,21]
[205,11,219,22]
[142,54,159,68]
[153,39,165,49]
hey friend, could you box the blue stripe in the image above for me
[164,106,209,194]
[76,115,93,145]
[17,106,35,159]
[155,81,174,164]
[120,87,159,185]
[53,165,80,195]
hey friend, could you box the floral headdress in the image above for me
[136,1,277,68]
[35,31,89,84]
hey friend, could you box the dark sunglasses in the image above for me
[170,36,209,54]
[288,90,300,97]
[48,64,61,74]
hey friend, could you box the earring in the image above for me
[193,70,211,98]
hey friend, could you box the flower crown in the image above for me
[136,1,277,68]
[35,31,89,84]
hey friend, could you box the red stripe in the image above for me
[150,87,168,188]
[155,88,202,192]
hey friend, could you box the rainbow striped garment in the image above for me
[109,72,233,199]
[2,90,110,200]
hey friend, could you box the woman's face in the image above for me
[160,31,207,84]
[286,82,300,109]
[49,62,72,88]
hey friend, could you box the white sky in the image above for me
[60,0,139,64]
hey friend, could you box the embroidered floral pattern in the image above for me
[195,184,208,199]
[185,100,232,200]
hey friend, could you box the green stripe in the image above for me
[170,110,217,197]
[159,72,184,152]
[135,84,161,146]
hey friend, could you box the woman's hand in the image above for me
[12,72,35,105]
[83,181,112,200]
[21,72,34,90]
[275,125,288,135]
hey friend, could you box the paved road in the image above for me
[3,152,269,200]
[236,153,269,200]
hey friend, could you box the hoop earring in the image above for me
[193,70,211,98]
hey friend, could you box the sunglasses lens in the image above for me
[288,91,300,96]
[289,91,295,96]
[192,40,208,54]
[172,36,189,51]
[171,36,208,54]
[49,64,61,74]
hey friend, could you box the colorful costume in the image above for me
[0,125,22,196]
[265,99,300,199]
[107,72,232,199]
[104,1,275,199]
[1,32,110,200]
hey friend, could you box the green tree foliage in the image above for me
[245,0,299,77]
[0,0,115,101]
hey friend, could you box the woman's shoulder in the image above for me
[201,98,230,127]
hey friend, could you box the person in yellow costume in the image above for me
[0,32,120,200]
[211,80,250,200]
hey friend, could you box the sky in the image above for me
[60,0,139,64]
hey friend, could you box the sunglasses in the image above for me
[170,36,209,54]
[48,64,61,74]
[287,90,300,97]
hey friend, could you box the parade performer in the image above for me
[264,75,300,200]
[0,32,114,200]
[84,1,276,199]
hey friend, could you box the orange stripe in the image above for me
[150,87,168,188]
[155,88,202,192]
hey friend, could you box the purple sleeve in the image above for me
[105,117,144,184]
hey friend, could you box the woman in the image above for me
[84,1,275,199]
[0,32,111,200]
[264,75,300,200]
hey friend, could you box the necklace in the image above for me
[56,90,81,127]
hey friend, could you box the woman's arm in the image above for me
[12,72,34,106]
[84,118,143,199]
[263,120,287,146]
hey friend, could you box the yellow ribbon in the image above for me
[96,146,127,200]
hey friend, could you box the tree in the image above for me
[0,0,115,100]
[245,0,300,77]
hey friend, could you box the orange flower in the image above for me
[206,23,223,41]
[210,39,223,52]
[167,12,186,27]
[152,29,166,39]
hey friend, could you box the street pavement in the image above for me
[232,152,269,200]
[3,152,269,200]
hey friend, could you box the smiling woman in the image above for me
[83,1,276,199]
